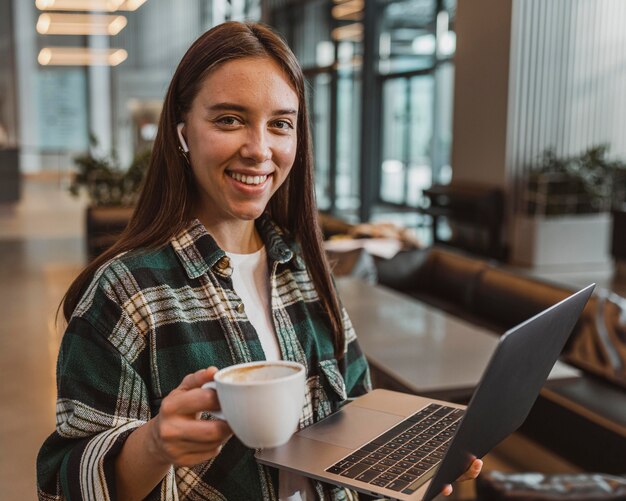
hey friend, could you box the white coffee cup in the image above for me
[201,360,306,449]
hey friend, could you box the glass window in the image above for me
[270,0,456,222]
[432,62,455,185]
[407,75,434,206]
[335,64,361,211]
[309,72,332,210]
[380,74,434,207]
[272,0,331,70]
[378,0,457,212]
[381,78,408,204]
[379,0,437,75]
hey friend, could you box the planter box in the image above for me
[512,213,611,267]
[0,148,20,203]
[86,205,133,261]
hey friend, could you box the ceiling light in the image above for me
[36,13,127,35]
[38,47,128,66]
[118,0,147,10]
[35,0,147,12]
[36,0,124,11]
[331,23,363,42]
[331,0,363,20]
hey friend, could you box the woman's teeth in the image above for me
[228,172,268,185]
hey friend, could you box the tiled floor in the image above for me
[2,178,612,500]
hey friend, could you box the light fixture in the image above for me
[38,47,128,66]
[118,0,147,11]
[331,0,363,20]
[36,0,147,12]
[331,22,363,42]
[37,13,127,35]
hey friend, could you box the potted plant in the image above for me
[513,145,626,267]
[69,139,150,260]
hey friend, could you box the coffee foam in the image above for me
[221,364,299,383]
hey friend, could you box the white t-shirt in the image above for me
[226,247,315,501]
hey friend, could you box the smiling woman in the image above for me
[36,21,372,501]
[35,21,479,501]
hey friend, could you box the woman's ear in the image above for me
[176,122,189,153]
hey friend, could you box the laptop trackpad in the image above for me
[298,406,403,449]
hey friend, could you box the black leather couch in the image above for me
[373,246,626,474]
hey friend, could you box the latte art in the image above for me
[221,363,300,383]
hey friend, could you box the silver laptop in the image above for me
[256,283,595,501]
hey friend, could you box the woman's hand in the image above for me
[147,366,233,467]
[440,458,483,496]
[116,367,233,501]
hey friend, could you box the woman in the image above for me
[37,21,480,500]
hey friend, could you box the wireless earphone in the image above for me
[176,122,189,153]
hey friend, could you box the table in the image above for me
[336,277,580,402]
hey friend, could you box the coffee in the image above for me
[221,363,300,383]
[202,360,306,448]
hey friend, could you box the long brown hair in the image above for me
[63,21,345,358]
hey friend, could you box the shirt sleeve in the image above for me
[36,290,174,500]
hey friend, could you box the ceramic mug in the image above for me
[201,360,306,449]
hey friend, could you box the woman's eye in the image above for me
[216,116,241,127]
[273,120,294,130]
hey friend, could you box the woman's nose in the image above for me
[239,128,271,163]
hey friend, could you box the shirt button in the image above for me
[217,257,229,269]
[236,303,245,314]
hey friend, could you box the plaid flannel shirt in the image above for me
[37,215,371,501]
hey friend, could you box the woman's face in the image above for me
[181,56,299,225]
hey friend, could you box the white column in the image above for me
[88,33,112,156]
[14,0,41,173]
[450,0,513,187]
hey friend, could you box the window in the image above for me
[378,0,456,209]
[269,0,457,221]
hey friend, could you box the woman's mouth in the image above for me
[227,171,270,186]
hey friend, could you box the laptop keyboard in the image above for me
[325,403,464,494]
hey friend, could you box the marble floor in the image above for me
[1,177,609,500]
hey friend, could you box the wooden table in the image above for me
[336,277,580,402]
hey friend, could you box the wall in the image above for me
[453,0,626,187]
[450,0,513,187]
[452,0,626,263]
[506,0,626,176]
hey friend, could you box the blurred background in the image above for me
[1,0,626,499]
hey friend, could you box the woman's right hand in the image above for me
[147,366,233,467]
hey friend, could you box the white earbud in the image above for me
[176,122,189,153]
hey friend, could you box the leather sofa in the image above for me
[372,246,626,474]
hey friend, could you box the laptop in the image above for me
[256,283,595,501]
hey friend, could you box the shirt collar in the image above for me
[170,214,295,280]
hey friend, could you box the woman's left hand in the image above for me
[441,458,483,496]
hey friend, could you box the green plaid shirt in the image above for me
[37,215,371,501]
